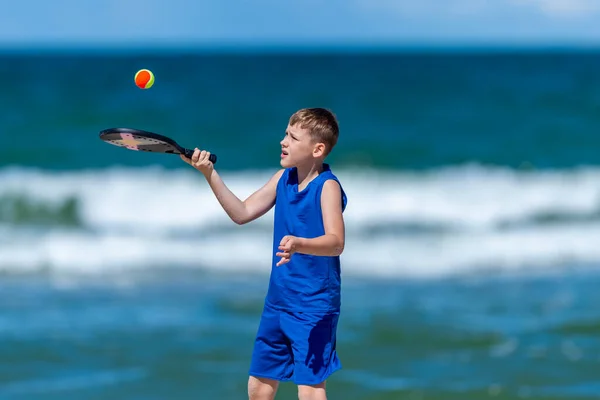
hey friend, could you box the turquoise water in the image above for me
[2,50,600,399]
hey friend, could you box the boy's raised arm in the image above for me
[181,149,283,225]
[206,168,284,225]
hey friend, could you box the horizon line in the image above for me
[2,40,600,54]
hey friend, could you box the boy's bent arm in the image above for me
[205,168,284,225]
[295,179,345,256]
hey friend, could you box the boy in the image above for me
[181,108,347,400]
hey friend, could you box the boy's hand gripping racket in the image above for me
[99,127,217,164]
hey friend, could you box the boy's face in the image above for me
[280,124,325,168]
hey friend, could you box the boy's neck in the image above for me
[296,161,325,190]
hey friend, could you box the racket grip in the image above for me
[182,149,218,165]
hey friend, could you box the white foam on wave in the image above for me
[2,223,600,278]
[1,164,600,278]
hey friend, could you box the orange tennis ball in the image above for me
[134,69,154,89]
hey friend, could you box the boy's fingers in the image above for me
[276,258,290,267]
[280,258,290,266]
[192,148,200,163]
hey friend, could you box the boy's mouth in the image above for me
[281,149,288,158]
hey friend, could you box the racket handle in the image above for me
[182,149,218,165]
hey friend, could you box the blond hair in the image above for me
[289,108,339,156]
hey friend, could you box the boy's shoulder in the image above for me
[267,168,287,185]
[320,165,347,212]
[321,164,343,185]
[277,167,291,183]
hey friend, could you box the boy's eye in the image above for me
[285,131,297,140]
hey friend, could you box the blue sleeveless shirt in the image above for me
[265,164,347,313]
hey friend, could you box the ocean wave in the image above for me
[1,164,600,277]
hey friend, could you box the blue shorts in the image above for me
[249,303,341,385]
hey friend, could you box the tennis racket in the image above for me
[99,127,217,164]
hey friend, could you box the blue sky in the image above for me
[1,0,600,47]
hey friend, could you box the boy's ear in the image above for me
[313,142,326,157]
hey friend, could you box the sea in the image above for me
[1,48,600,399]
